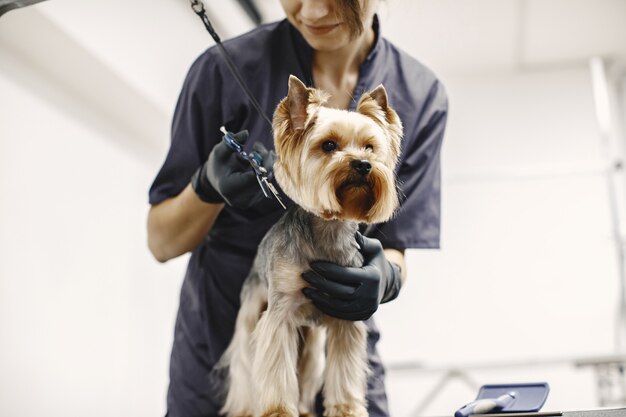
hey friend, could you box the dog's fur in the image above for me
[218,75,403,417]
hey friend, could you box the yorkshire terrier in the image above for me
[219,75,403,417]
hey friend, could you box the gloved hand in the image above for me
[191,130,276,209]
[301,233,403,321]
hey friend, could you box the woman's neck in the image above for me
[312,25,376,109]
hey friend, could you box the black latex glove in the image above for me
[301,233,402,321]
[191,130,276,209]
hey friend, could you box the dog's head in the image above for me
[272,75,403,223]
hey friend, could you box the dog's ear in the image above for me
[357,84,403,161]
[287,75,310,131]
[367,85,389,111]
[357,84,402,131]
[356,84,390,119]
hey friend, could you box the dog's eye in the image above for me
[365,144,374,151]
[321,140,337,152]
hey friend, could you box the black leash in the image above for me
[189,0,274,130]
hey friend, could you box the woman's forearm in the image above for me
[384,248,407,285]
[147,184,224,262]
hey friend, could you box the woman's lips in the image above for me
[304,23,340,36]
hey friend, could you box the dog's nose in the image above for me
[351,159,372,175]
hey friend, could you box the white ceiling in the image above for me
[7,0,626,105]
[260,0,626,73]
[1,0,625,161]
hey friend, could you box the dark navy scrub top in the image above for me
[149,16,448,417]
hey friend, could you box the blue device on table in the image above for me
[455,392,517,417]
[455,383,550,416]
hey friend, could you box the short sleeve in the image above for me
[148,52,225,205]
[367,80,448,250]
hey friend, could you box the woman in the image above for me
[147,1,448,416]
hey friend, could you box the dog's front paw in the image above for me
[260,405,298,417]
[324,404,368,417]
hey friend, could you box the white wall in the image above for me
[1,2,626,417]
[376,65,624,416]
[0,45,187,417]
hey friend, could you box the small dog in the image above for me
[219,75,403,417]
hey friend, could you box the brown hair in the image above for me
[335,0,367,38]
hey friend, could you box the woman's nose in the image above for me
[299,0,331,22]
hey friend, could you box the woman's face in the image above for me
[280,0,376,51]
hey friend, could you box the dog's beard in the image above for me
[276,155,399,224]
[329,164,398,223]
[336,177,375,221]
